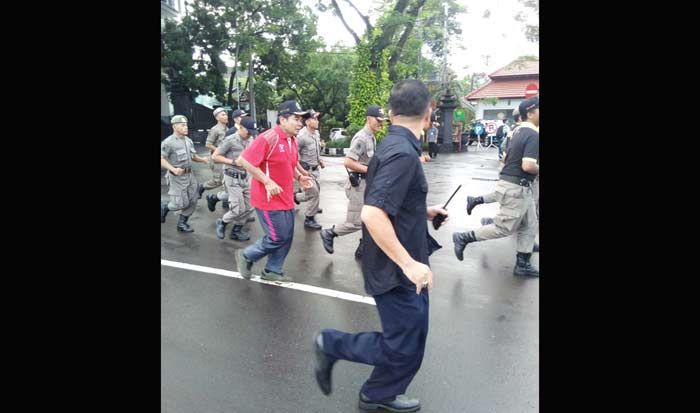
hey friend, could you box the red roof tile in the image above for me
[489,59,539,78]
[465,78,539,100]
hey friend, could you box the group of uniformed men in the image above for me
[160,96,540,277]
[160,83,539,412]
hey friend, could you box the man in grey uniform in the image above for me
[295,109,325,229]
[211,117,257,241]
[320,105,388,259]
[160,115,209,232]
[453,96,540,276]
[202,107,229,191]
[230,109,246,131]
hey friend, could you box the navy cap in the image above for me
[278,100,308,116]
[366,105,388,120]
[239,117,259,135]
[518,96,539,118]
[231,109,247,118]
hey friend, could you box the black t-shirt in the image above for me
[500,126,539,182]
[362,125,440,296]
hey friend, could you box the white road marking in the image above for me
[161,259,376,306]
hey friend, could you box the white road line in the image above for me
[161,259,376,306]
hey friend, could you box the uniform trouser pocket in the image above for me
[222,176,253,224]
[168,176,198,215]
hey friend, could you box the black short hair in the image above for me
[389,79,431,118]
[276,113,292,125]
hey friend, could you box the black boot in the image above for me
[533,242,539,253]
[320,226,337,254]
[207,194,219,212]
[215,218,227,239]
[481,217,494,226]
[197,183,205,199]
[452,231,477,261]
[514,252,539,277]
[160,202,169,223]
[177,214,194,233]
[304,215,322,230]
[222,200,230,210]
[466,196,484,215]
[354,238,363,260]
[230,224,250,241]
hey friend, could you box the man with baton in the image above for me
[313,80,447,412]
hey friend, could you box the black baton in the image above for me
[432,184,461,230]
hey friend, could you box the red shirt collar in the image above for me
[274,125,292,140]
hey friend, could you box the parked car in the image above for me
[329,128,349,141]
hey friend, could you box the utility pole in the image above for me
[249,54,256,123]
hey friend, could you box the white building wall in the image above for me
[473,98,525,120]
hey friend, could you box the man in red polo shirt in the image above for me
[234,100,314,282]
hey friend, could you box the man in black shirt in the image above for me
[470,108,540,253]
[313,80,447,413]
[453,96,540,276]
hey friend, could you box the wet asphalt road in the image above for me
[161,143,538,413]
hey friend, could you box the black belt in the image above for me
[224,169,247,179]
[500,174,532,187]
[170,167,192,174]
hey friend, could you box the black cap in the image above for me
[366,105,388,120]
[305,109,322,119]
[278,100,308,116]
[239,117,259,135]
[231,109,247,118]
[518,96,539,118]
[224,127,237,137]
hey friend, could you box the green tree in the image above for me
[346,29,393,142]
[274,47,356,126]
[321,0,465,82]
[515,0,539,43]
[161,0,321,119]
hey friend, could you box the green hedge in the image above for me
[326,137,352,148]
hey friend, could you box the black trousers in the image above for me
[322,284,429,401]
[428,142,438,157]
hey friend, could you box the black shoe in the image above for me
[230,224,251,241]
[236,250,253,280]
[452,231,476,261]
[197,183,205,200]
[480,217,494,226]
[304,216,322,230]
[215,218,227,239]
[222,200,230,210]
[207,194,219,212]
[358,393,421,412]
[514,252,539,277]
[160,202,169,223]
[246,216,256,223]
[313,332,337,396]
[466,196,484,215]
[354,238,363,260]
[177,214,194,233]
[533,242,539,253]
[320,227,337,254]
